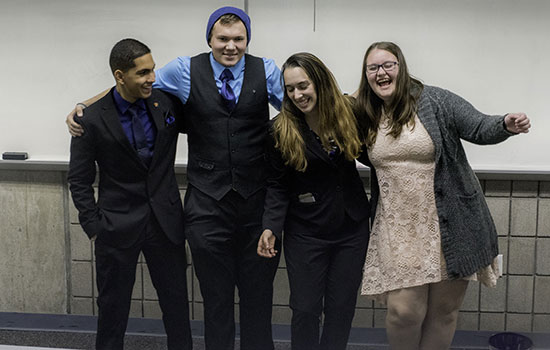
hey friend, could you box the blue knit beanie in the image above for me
[206,6,251,45]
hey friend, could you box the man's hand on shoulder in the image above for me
[66,103,86,137]
[66,89,110,137]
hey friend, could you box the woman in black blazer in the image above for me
[257,52,370,350]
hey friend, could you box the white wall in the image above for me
[1,0,548,171]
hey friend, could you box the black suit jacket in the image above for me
[68,88,185,248]
[262,118,370,239]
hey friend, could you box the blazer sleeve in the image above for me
[261,128,291,240]
[440,88,514,145]
[166,90,187,134]
[356,145,372,168]
[67,116,101,239]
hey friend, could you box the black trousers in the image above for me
[184,185,281,350]
[94,216,192,350]
[284,215,369,350]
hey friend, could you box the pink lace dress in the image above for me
[360,115,498,304]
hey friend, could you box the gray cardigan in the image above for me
[368,85,515,278]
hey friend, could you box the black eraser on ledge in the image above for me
[2,152,28,160]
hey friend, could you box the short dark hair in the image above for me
[109,38,151,73]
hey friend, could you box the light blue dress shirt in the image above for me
[153,53,283,111]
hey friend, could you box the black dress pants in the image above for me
[284,215,369,350]
[94,216,192,350]
[185,185,281,350]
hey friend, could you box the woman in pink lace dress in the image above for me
[353,41,531,350]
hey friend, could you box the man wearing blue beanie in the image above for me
[66,6,284,350]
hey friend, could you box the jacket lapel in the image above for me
[145,93,167,169]
[299,119,334,165]
[100,91,147,170]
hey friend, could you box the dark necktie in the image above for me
[128,105,152,167]
[220,68,236,111]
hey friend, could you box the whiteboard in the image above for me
[1,0,549,172]
[0,0,244,163]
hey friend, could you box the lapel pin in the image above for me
[154,102,159,107]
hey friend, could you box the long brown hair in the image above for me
[354,42,423,147]
[273,52,361,172]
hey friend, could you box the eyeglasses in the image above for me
[366,61,398,74]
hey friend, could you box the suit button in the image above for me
[336,185,342,191]
[231,149,235,153]
[231,133,235,137]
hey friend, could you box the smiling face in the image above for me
[209,20,247,67]
[283,66,318,117]
[114,53,155,102]
[365,48,399,104]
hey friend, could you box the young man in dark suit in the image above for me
[67,38,192,350]
[153,8,283,350]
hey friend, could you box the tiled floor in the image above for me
[1,312,549,349]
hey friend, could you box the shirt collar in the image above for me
[113,88,146,115]
[209,52,245,80]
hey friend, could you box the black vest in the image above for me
[184,53,270,200]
